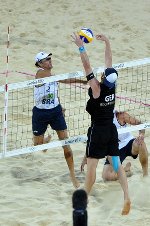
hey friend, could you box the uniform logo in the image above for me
[100,94,115,107]
[105,94,115,102]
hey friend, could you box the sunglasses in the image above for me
[39,57,51,63]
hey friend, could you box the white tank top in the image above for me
[113,111,134,149]
[34,81,59,109]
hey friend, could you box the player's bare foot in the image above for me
[124,162,133,177]
[143,166,148,177]
[121,199,131,215]
[44,134,52,143]
[124,162,131,171]
[43,134,52,152]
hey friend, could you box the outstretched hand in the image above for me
[96,34,109,42]
[71,32,84,47]
[135,134,144,145]
[81,155,87,172]
[62,107,66,117]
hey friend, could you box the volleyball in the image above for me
[79,28,94,43]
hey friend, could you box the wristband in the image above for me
[86,72,95,81]
[79,46,85,53]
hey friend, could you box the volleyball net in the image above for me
[0,57,150,158]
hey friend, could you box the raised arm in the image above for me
[71,33,92,75]
[71,32,100,98]
[118,111,145,140]
[60,78,87,85]
[119,112,142,126]
[96,34,112,68]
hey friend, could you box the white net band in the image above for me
[0,57,150,92]
[0,122,149,159]
[0,57,150,158]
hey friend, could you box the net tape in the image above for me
[0,57,150,92]
[0,123,150,159]
[0,57,150,158]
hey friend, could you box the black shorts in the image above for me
[86,123,119,159]
[104,138,138,164]
[32,104,67,136]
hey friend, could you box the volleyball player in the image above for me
[81,110,148,179]
[32,51,86,188]
[102,110,148,180]
[71,33,131,215]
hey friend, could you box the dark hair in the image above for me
[35,62,40,67]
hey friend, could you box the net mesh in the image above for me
[0,58,150,156]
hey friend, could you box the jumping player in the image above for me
[32,51,86,188]
[71,32,131,215]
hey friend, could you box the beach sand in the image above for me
[0,0,150,225]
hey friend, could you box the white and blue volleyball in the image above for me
[79,28,94,43]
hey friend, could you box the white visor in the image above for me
[106,73,118,83]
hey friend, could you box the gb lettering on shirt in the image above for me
[100,94,115,107]
[105,94,115,102]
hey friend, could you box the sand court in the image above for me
[0,0,150,225]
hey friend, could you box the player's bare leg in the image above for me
[132,140,148,176]
[138,143,148,176]
[63,145,80,188]
[33,134,44,145]
[56,130,80,188]
[124,162,133,177]
[43,134,52,152]
[102,164,118,181]
[117,165,131,215]
[122,199,131,215]
[102,162,133,181]
[84,158,99,194]
[33,134,52,152]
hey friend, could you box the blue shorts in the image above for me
[32,104,67,136]
[104,138,138,165]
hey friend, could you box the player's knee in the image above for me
[102,172,117,181]
[102,167,115,181]
[132,142,142,154]
[57,129,68,140]
[140,142,148,152]
[33,135,44,145]
[102,172,108,181]
[64,149,73,158]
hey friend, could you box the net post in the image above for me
[3,26,10,157]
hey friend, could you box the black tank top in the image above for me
[86,83,115,125]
